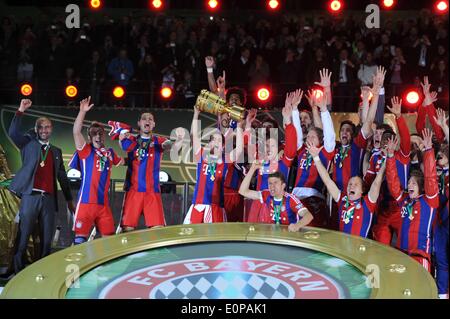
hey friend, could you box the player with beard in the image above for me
[291,76,336,229]
[117,113,184,231]
[385,130,439,272]
[71,96,124,244]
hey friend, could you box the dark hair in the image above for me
[226,87,247,106]
[268,171,286,184]
[308,127,324,144]
[381,129,396,140]
[139,112,155,122]
[339,120,356,136]
[376,123,393,132]
[88,122,105,137]
[409,170,425,194]
[259,115,279,129]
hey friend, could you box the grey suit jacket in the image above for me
[8,111,73,211]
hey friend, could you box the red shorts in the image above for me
[184,204,225,224]
[224,188,244,222]
[122,190,165,228]
[73,203,115,237]
[372,202,402,245]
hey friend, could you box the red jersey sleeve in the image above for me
[288,195,308,216]
[111,148,122,166]
[386,156,404,202]
[423,149,440,208]
[77,143,92,160]
[424,103,445,143]
[364,194,377,213]
[396,116,411,158]
[353,130,368,150]
[283,123,297,161]
[363,155,377,185]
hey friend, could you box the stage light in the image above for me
[268,0,280,10]
[65,85,78,98]
[20,83,33,96]
[329,0,342,12]
[89,0,102,9]
[436,1,448,12]
[151,0,163,9]
[257,88,270,101]
[405,90,420,105]
[113,86,125,99]
[161,87,173,99]
[208,0,219,9]
[382,0,394,8]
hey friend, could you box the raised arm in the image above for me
[368,159,385,203]
[238,161,262,200]
[305,89,323,129]
[8,99,33,148]
[418,76,445,143]
[359,86,370,125]
[314,68,333,111]
[361,67,386,138]
[315,91,336,153]
[307,142,340,202]
[205,56,218,94]
[434,108,449,143]
[386,96,408,155]
[385,135,403,202]
[290,91,304,150]
[73,96,93,150]
[422,128,440,208]
[191,103,202,157]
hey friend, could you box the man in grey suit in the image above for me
[8,99,75,274]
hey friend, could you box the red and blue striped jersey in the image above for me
[260,190,307,225]
[121,135,166,193]
[395,194,438,257]
[336,192,377,238]
[365,150,410,204]
[256,157,293,191]
[192,148,228,207]
[70,143,121,205]
[294,145,334,191]
[333,131,368,191]
[224,163,245,190]
[387,149,439,258]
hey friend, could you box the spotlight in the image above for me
[208,0,219,10]
[329,0,342,12]
[65,85,78,98]
[161,87,173,99]
[436,1,448,12]
[113,86,125,99]
[151,0,163,9]
[257,87,271,102]
[405,89,420,105]
[20,83,33,96]
[268,0,280,10]
[89,0,101,9]
[382,0,395,8]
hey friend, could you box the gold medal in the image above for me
[40,161,45,167]
[210,175,215,181]
[344,218,350,224]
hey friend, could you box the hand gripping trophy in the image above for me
[195,89,245,121]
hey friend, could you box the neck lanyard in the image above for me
[95,147,109,171]
[273,197,284,225]
[343,197,358,224]
[40,145,50,167]
[305,151,313,168]
[338,145,350,168]
[405,198,417,220]
[207,154,217,181]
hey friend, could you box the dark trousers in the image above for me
[14,193,56,273]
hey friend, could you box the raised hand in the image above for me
[424,90,438,106]
[420,76,431,96]
[386,135,399,156]
[79,96,94,112]
[291,89,304,109]
[306,140,323,157]
[386,96,402,118]
[19,99,32,112]
[433,108,449,129]
[372,66,386,91]
[314,68,332,88]
[216,71,226,93]
[422,128,433,150]
[205,56,214,68]
[246,108,257,127]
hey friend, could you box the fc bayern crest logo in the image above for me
[98,257,344,299]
